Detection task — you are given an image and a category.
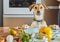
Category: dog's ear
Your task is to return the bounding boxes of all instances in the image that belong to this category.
[29,4,35,11]
[42,4,48,9]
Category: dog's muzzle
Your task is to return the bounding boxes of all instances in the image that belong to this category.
[37,11,40,15]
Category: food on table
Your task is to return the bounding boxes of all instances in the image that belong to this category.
[18,39,23,42]
[17,29,23,35]
[39,26,52,41]
[6,35,14,42]
[9,28,17,36]
[14,37,19,41]
[0,37,5,42]
[18,30,30,42]
[0,28,3,34]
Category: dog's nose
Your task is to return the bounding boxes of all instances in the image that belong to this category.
[37,11,40,13]
[37,11,40,15]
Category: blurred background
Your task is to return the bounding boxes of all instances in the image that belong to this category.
[9,0,36,7]
[0,0,3,27]
[0,0,59,27]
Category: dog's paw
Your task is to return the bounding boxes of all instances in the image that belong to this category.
[21,24,30,28]
[49,24,59,30]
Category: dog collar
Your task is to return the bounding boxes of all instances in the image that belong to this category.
[34,19,43,22]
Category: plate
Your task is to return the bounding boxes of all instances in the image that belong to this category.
[24,28,40,34]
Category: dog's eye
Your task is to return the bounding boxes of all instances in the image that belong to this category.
[40,7,42,9]
[35,7,37,9]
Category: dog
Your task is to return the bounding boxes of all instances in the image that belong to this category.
[29,4,48,28]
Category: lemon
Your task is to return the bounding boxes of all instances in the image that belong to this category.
[9,29,17,36]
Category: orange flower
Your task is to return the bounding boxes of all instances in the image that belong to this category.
[39,26,52,40]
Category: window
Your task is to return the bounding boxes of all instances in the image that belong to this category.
[3,0,59,17]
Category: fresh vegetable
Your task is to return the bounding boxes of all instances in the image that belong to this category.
[14,38,19,41]
[18,30,30,42]
[14,38,22,42]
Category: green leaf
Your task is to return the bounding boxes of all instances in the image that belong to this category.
[18,34,23,39]
[23,41,27,42]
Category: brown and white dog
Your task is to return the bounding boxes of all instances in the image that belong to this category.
[29,4,48,28]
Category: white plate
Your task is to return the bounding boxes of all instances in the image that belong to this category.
[24,28,40,34]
